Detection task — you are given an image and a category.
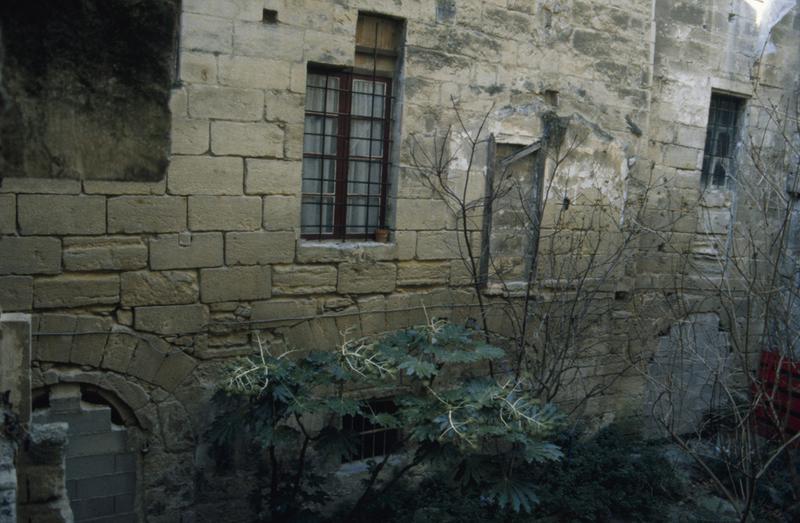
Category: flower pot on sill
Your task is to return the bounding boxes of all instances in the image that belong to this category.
[374,228,390,243]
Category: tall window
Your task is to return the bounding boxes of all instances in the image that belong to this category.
[701,93,744,188]
[301,15,401,240]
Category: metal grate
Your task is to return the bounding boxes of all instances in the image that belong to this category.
[701,93,744,187]
[342,398,400,461]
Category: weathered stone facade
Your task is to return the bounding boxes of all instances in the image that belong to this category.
[1,0,799,520]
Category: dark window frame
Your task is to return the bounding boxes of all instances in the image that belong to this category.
[301,67,394,240]
[702,93,745,188]
[341,398,401,462]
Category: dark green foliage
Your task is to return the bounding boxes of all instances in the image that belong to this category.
[531,425,684,522]
[207,322,563,522]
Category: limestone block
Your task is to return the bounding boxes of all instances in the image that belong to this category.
[187,85,263,121]
[250,298,316,325]
[18,195,105,235]
[357,295,387,335]
[272,265,337,295]
[34,274,119,309]
[0,194,14,233]
[211,122,284,158]
[394,198,454,230]
[100,330,138,374]
[264,91,305,123]
[662,144,702,170]
[101,372,149,410]
[245,159,301,194]
[233,21,304,61]
[150,232,224,270]
[180,13,233,54]
[179,51,217,84]
[135,304,208,335]
[218,55,292,89]
[127,339,166,381]
[394,231,417,260]
[82,180,166,195]
[295,241,397,263]
[0,178,81,194]
[0,237,60,275]
[200,266,271,302]
[168,156,244,195]
[226,231,295,264]
[0,276,33,311]
[153,352,197,392]
[416,230,463,260]
[304,29,354,66]
[171,118,210,155]
[70,316,112,367]
[63,237,148,272]
[449,259,474,286]
[183,0,263,21]
[337,262,396,294]
[108,196,187,233]
[397,261,449,286]
[263,195,300,230]
[121,271,199,306]
[34,315,77,363]
[188,196,262,231]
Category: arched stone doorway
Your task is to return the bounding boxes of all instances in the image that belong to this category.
[32,383,144,522]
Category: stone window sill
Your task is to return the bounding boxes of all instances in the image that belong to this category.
[296,239,398,263]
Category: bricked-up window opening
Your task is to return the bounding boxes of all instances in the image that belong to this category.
[301,14,401,240]
[702,93,745,187]
[342,399,401,461]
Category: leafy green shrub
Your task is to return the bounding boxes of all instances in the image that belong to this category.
[530,425,684,522]
[207,321,563,522]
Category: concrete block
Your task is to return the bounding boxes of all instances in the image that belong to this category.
[121,271,199,306]
[211,121,283,158]
[73,470,134,496]
[180,12,233,54]
[338,262,396,294]
[263,195,300,230]
[171,118,210,155]
[168,155,244,195]
[18,195,105,235]
[245,159,301,195]
[188,196,262,231]
[33,274,119,308]
[0,276,33,310]
[187,85,263,121]
[0,194,14,233]
[225,231,295,264]
[153,352,197,392]
[200,266,271,302]
[397,261,449,286]
[108,196,187,233]
[272,265,337,295]
[150,232,224,269]
[218,55,292,89]
[135,304,208,335]
[63,237,148,272]
[66,455,115,480]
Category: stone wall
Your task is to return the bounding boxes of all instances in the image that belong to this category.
[0,0,798,519]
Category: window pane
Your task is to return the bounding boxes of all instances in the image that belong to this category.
[346,196,380,234]
[305,75,339,113]
[347,160,382,194]
[350,120,384,157]
[304,116,338,155]
[351,79,386,118]
[302,158,336,193]
[301,196,334,234]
